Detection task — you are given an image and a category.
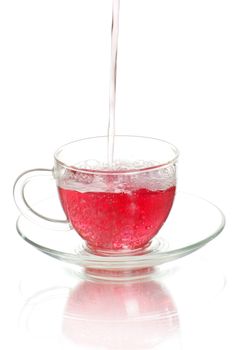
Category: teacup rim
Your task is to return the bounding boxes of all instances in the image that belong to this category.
[54,135,179,175]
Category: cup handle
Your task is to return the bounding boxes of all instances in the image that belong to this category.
[13,168,71,231]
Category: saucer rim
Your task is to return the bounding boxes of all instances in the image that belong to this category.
[16,192,225,268]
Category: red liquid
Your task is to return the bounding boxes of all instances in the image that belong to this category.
[58,186,176,252]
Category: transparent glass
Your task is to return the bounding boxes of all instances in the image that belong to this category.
[14,135,179,255]
[16,192,225,272]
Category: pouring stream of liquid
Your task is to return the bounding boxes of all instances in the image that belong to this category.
[107,0,120,166]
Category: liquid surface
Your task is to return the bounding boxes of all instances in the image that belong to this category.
[58,185,176,252]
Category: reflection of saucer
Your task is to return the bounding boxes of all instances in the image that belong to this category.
[63,280,179,349]
[16,192,225,270]
[19,276,180,350]
[18,257,225,350]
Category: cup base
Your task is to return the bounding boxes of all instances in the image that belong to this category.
[84,240,160,257]
[84,266,156,281]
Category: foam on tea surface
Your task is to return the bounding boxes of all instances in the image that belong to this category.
[72,159,160,171]
[56,159,176,194]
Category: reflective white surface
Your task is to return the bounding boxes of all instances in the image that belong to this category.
[3,235,232,350]
[1,0,232,349]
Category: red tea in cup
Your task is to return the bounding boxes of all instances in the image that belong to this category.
[58,178,175,252]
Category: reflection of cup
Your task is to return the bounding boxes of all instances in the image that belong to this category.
[14,135,178,255]
[63,277,180,349]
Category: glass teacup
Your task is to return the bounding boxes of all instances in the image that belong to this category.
[14,136,179,255]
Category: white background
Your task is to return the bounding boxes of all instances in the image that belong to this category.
[0,0,232,349]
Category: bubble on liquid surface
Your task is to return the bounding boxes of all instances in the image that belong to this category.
[64,169,94,184]
[74,159,160,171]
[57,160,176,193]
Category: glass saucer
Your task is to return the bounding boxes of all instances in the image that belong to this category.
[16,192,225,269]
